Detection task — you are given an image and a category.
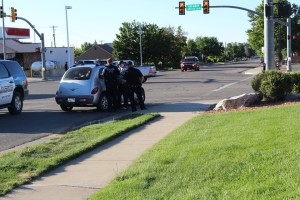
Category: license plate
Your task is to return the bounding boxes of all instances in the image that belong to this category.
[67,98,75,103]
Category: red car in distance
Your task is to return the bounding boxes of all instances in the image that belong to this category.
[180,56,200,72]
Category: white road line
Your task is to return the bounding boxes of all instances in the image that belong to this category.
[213,76,253,92]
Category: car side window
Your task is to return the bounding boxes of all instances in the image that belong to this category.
[0,64,10,79]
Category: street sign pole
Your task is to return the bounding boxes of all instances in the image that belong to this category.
[287,17,292,71]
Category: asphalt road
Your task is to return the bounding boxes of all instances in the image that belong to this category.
[0,61,258,152]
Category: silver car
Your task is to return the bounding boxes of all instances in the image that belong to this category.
[55,64,108,112]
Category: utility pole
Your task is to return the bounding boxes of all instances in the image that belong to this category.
[264,0,275,70]
[50,25,58,47]
[1,0,6,60]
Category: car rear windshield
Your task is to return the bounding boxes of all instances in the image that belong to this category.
[183,58,196,62]
[64,67,92,80]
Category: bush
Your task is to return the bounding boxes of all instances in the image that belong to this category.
[290,72,300,93]
[251,71,292,101]
[251,73,264,92]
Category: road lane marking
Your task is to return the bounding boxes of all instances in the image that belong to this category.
[212,76,253,92]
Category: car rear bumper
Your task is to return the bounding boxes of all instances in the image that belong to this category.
[55,95,95,106]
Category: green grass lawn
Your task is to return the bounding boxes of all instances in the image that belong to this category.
[90,104,300,199]
[0,113,159,196]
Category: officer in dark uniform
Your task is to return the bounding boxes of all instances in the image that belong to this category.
[101,58,120,111]
[122,61,146,112]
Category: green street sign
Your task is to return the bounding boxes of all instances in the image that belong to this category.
[186,4,202,11]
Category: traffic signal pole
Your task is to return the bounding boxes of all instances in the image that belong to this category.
[264,0,275,70]
[7,15,47,80]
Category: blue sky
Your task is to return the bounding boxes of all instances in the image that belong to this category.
[2,0,299,48]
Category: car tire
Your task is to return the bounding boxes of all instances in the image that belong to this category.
[60,105,73,112]
[97,93,109,112]
[8,91,23,115]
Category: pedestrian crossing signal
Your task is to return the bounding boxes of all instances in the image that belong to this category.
[203,0,209,14]
[179,1,185,15]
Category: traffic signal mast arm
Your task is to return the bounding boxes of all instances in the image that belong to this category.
[210,5,289,26]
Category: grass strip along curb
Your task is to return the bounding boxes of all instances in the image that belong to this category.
[0,113,160,196]
[90,104,300,199]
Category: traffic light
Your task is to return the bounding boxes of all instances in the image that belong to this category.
[179,1,185,15]
[203,0,209,14]
[35,47,41,53]
[277,3,290,18]
[11,7,17,22]
[0,6,3,18]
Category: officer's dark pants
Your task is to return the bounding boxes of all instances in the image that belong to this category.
[106,84,118,111]
[128,85,145,111]
[117,84,128,107]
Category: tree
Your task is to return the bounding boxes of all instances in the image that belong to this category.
[183,39,200,58]
[195,36,223,62]
[81,42,93,52]
[247,0,300,58]
[74,47,83,58]
[113,21,187,68]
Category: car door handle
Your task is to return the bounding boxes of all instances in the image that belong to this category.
[9,81,14,83]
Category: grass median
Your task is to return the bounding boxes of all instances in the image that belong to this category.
[90,104,300,199]
[0,113,159,196]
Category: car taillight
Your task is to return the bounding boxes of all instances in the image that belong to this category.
[91,87,99,94]
[23,79,28,88]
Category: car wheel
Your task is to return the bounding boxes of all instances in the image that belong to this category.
[60,105,73,112]
[181,69,184,72]
[97,93,109,111]
[8,91,23,115]
[142,77,148,83]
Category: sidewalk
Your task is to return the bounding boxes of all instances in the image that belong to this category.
[0,101,217,200]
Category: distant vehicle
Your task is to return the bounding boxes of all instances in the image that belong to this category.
[73,59,106,67]
[118,60,156,83]
[241,57,248,61]
[180,56,200,72]
[0,60,29,114]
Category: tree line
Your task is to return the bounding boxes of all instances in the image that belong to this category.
[74,1,299,68]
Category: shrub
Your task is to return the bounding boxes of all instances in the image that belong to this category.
[251,71,292,101]
[251,72,264,92]
[290,72,300,93]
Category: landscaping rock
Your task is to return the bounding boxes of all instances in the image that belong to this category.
[214,93,260,110]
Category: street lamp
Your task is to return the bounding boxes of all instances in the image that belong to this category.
[138,23,143,66]
[1,0,6,59]
[65,5,72,69]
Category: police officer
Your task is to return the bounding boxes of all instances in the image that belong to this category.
[122,61,146,112]
[101,58,120,111]
[117,60,128,109]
